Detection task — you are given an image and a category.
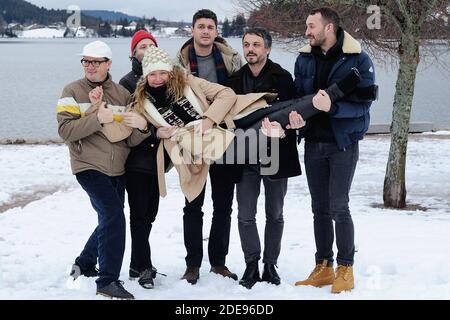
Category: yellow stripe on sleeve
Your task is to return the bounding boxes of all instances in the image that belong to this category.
[56,105,82,115]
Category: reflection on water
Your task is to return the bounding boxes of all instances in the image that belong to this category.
[0,37,449,140]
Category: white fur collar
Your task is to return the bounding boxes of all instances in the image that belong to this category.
[299,31,361,54]
[144,99,170,127]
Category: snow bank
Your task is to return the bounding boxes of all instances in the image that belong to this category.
[19,28,66,39]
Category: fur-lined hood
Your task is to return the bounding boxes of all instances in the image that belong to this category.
[176,37,243,75]
[299,31,361,55]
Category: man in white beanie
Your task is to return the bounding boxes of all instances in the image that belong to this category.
[57,40,153,299]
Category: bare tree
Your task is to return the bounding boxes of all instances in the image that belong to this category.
[239,0,450,209]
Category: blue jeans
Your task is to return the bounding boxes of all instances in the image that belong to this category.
[75,170,126,289]
[304,141,359,266]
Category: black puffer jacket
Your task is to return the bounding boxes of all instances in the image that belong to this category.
[120,58,161,175]
[227,59,296,102]
[120,57,142,93]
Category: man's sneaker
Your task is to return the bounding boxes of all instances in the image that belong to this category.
[130,266,166,287]
[294,260,335,287]
[210,266,238,281]
[261,264,281,286]
[129,267,141,281]
[96,281,135,300]
[181,267,200,285]
[138,268,157,289]
[70,263,98,280]
[331,265,354,294]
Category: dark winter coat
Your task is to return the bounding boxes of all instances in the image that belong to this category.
[119,58,161,175]
[227,59,302,180]
[294,30,376,150]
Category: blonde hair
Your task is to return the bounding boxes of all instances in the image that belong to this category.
[133,65,188,115]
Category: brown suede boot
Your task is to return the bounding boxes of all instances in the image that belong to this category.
[331,265,354,294]
[181,267,200,285]
[295,260,335,287]
[210,266,238,281]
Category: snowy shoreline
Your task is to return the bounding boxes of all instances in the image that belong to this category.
[1,131,450,145]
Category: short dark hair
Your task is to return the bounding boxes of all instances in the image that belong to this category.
[192,9,218,28]
[310,7,340,34]
[243,27,272,49]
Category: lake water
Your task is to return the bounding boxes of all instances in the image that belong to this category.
[0,37,449,140]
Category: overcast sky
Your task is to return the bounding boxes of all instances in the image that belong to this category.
[27,0,243,22]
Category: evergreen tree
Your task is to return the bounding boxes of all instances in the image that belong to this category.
[0,14,5,35]
[148,17,157,30]
[222,18,231,37]
[135,20,146,32]
[234,14,246,37]
[98,21,112,37]
[230,17,237,36]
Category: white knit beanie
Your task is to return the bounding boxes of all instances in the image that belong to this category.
[142,46,173,78]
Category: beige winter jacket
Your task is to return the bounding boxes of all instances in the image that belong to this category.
[56,75,151,177]
[142,75,276,202]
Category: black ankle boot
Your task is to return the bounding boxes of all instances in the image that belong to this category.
[325,67,361,102]
[239,261,261,289]
[261,264,280,286]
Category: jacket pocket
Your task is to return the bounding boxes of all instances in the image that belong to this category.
[348,116,367,140]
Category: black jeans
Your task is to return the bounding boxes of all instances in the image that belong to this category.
[126,171,160,274]
[236,165,287,265]
[182,164,235,267]
[75,170,126,289]
[209,163,235,266]
[304,141,359,266]
[183,186,206,268]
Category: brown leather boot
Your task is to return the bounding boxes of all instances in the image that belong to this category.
[210,266,238,281]
[331,265,354,294]
[294,260,335,287]
[181,267,200,285]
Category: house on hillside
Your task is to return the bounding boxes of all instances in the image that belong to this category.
[6,23,23,37]
[174,27,191,37]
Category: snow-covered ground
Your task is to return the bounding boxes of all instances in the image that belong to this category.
[0,134,449,300]
[19,28,66,39]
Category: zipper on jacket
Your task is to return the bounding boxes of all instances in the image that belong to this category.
[77,140,82,153]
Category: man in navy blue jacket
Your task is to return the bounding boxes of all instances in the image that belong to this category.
[292,7,375,294]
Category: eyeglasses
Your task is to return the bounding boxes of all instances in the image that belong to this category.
[80,59,109,67]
